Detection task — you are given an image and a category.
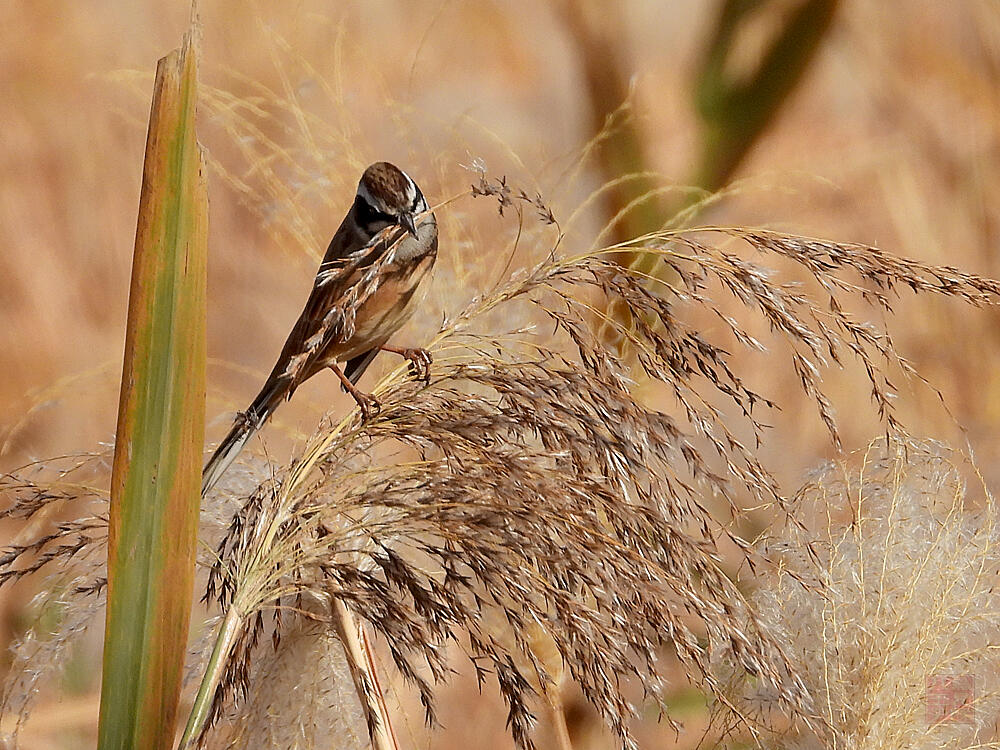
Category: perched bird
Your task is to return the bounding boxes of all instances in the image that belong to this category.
[202,162,438,495]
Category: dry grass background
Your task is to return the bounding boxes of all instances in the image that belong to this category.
[1,0,999,748]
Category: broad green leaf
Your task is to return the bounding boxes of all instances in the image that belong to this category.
[97,30,207,750]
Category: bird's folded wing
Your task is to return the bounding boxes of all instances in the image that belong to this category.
[267,227,409,387]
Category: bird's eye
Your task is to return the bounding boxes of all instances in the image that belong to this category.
[354,194,394,233]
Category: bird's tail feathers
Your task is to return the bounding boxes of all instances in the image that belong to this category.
[201,380,286,496]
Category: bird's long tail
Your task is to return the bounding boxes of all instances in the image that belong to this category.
[201,379,287,496]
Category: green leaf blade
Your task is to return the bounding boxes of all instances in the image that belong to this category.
[98,30,207,750]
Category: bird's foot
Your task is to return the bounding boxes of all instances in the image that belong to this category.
[383,346,432,383]
[350,389,381,421]
[329,362,382,421]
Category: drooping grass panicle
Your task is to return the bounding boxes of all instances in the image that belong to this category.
[8,168,1000,748]
[0,454,111,735]
[0,456,109,595]
[596,223,1000,447]
[191,171,1000,747]
[201,359,810,748]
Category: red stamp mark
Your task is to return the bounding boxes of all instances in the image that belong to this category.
[926,674,975,726]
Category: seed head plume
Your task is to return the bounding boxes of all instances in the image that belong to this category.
[717,438,1000,750]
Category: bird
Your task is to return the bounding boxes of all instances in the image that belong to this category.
[201,161,438,495]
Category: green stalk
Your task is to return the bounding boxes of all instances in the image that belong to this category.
[97,29,207,750]
[693,0,841,193]
[177,608,245,749]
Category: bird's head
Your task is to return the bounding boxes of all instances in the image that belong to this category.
[354,161,428,239]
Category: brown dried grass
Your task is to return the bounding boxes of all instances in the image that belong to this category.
[5,163,1000,747]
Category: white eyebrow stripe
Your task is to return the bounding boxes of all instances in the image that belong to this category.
[399,168,419,205]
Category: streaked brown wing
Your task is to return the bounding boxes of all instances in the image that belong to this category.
[260,227,408,394]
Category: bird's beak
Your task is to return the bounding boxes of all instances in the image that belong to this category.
[399,212,418,238]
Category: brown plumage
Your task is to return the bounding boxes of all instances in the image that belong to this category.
[202,162,438,494]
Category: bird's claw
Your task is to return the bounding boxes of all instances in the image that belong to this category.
[352,391,381,421]
[400,347,432,383]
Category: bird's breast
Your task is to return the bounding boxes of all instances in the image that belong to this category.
[336,221,437,361]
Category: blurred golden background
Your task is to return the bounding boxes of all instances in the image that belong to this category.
[2,1,998,747]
